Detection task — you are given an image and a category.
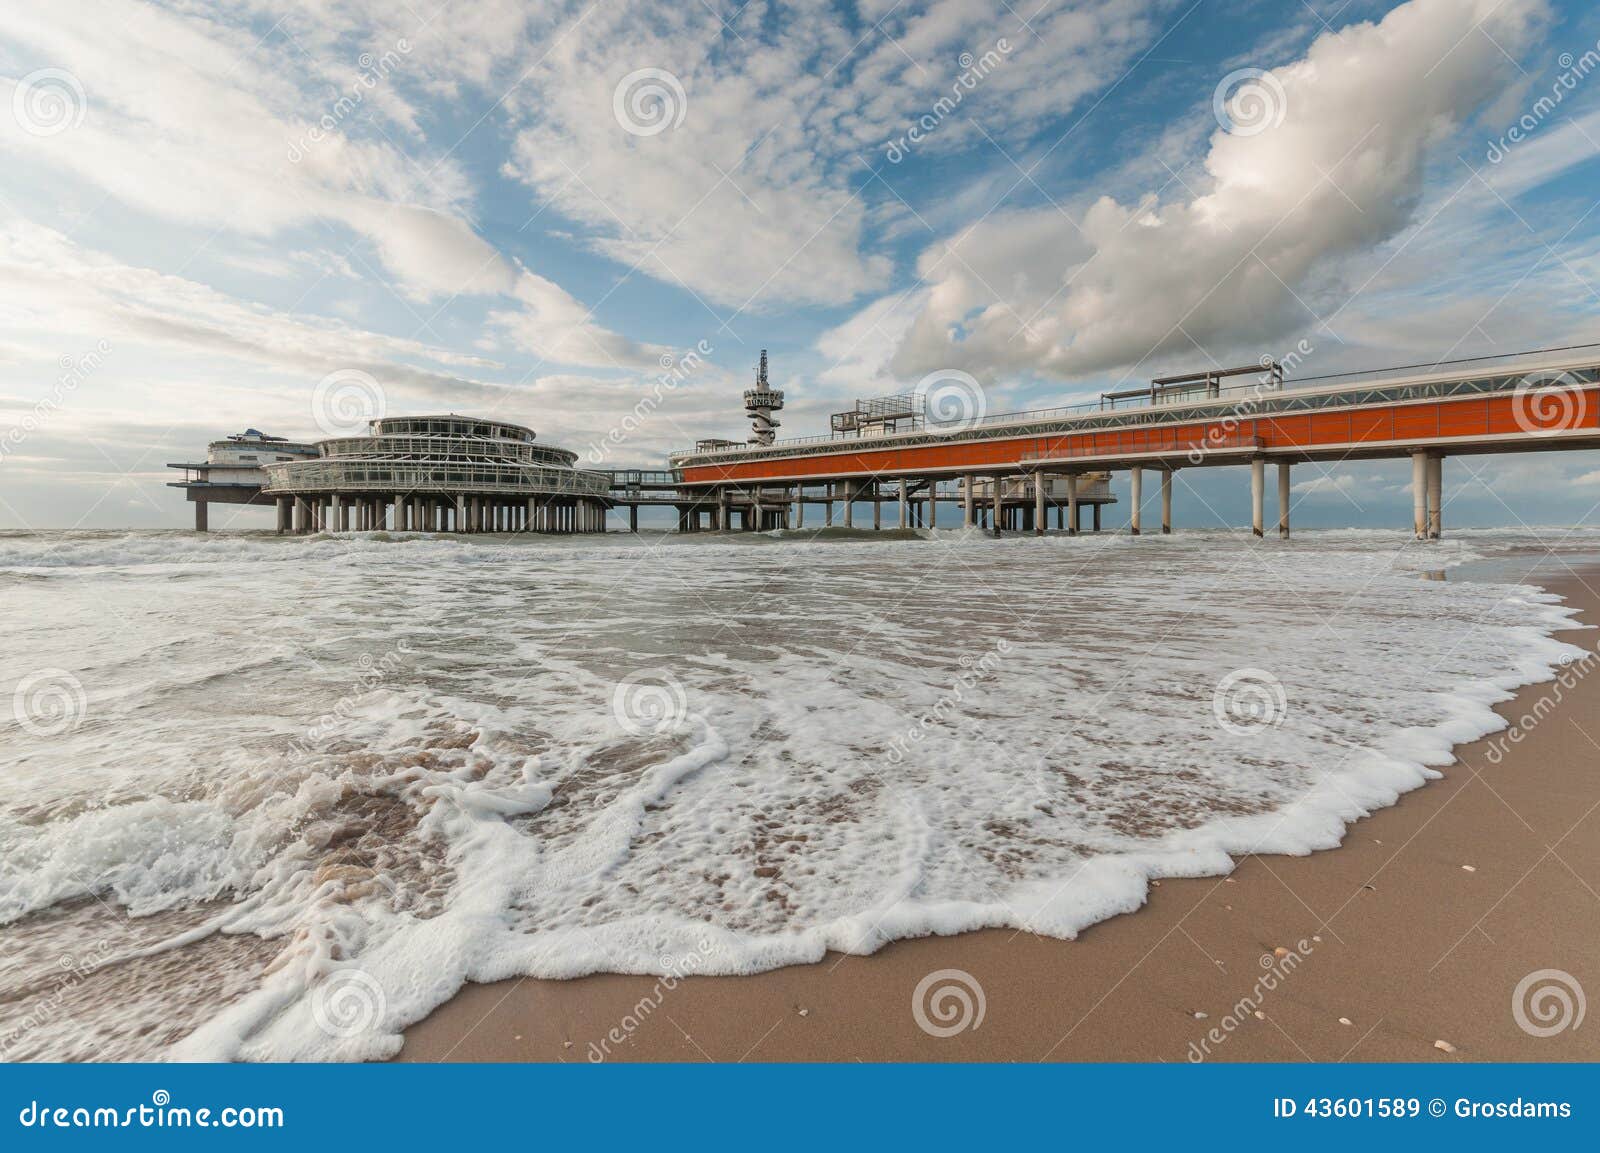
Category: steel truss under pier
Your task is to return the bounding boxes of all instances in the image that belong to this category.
[670,345,1600,540]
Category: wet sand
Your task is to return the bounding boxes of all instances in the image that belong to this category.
[402,559,1600,1063]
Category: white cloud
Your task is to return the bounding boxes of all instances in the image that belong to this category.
[486,270,668,370]
[500,0,1163,310]
[1291,472,1358,497]
[880,0,1552,382]
[0,0,634,365]
[0,218,502,399]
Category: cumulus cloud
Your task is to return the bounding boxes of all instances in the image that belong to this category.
[486,270,668,370]
[0,219,502,398]
[879,0,1551,381]
[0,0,636,364]
[501,0,1162,309]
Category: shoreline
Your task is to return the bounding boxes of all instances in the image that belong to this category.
[401,559,1600,1063]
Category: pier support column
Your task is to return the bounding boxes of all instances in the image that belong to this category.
[927,481,938,528]
[1427,454,1443,539]
[193,501,208,532]
[629,505,639,533]
[1066,474,1079,536]
[898,479,908,529]
[1034,472,1046,536]
[843,481,854,528]
[824,486,834,527]
[455,495,466,534]
[992,482,1003,537]
[1411,451,1428,539]
[1250,458,1265,538]
[331,494,343,534]
[1278,463,1291,539]
[1161,469,1173,535]
[294,497,309,534]
[963,475,975,528]
[1093,503,1101,532]
[795,494,804,529]
[276,496,290,534]
[1129,467,1142,535]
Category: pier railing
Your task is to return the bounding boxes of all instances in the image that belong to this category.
[671,344,1600,466]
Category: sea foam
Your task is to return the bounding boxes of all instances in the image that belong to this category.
[0,528,1588,1060]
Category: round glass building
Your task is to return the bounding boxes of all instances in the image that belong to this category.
[261,415,612,533]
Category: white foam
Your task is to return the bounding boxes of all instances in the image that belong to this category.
[0,527,1590,1060]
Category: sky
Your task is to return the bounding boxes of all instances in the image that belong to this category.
[3,0,1600,531]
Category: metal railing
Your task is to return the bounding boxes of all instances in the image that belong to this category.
[671,343,1600,464]
[262,460,612,498]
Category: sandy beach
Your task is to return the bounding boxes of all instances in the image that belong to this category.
[403,557,1600,1063]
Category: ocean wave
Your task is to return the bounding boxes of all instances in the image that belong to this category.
[0,529,1591,1060]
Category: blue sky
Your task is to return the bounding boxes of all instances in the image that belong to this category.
[3,0,1600,530]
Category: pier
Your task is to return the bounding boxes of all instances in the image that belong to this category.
[671,347,1600,539]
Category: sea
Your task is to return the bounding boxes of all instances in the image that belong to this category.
[0,526,1592,1060]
